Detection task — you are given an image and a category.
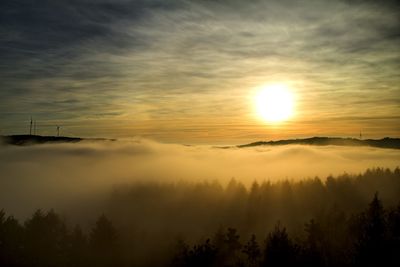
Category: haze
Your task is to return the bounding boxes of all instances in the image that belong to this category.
[0,140,398,220]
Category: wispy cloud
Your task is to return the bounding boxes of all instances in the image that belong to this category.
[0,0,399,141]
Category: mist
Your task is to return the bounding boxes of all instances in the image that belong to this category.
[0,139,399,220]
[1,140,400,266]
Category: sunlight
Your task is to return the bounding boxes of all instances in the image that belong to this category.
[255,83,295,123]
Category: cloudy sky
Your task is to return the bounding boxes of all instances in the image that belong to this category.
[0,0,399,143]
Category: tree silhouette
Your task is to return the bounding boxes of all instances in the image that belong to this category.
[89,214,119,267]
[0,210,24,266]
[242,234,261,267]
[387,203,400,266]
[353,193,388,266]
[225,228,241,250]
[211,227,242,266]
[24,209,68,267]
[183,239,217,267]
[212,226,226,265]
[224,227,242,266]
[0,168,399,266]
[262,223,298,267]
[301,219,324,267]
[68,225,88,267]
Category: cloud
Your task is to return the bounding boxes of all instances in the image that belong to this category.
[0,0,399,139]
[0,139,399,220]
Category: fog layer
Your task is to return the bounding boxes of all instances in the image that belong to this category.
[0,139,399,219]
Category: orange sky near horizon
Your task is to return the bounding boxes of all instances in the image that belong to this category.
[0,0,399,144]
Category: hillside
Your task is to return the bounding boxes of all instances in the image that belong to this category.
[0,135,116,146]
[238,136,400,149]
[1,135,82,145]
[2,135,400,149]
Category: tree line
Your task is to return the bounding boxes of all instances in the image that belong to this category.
[0,210,121,267]
[171,193,400,267]
[1,167,399,266]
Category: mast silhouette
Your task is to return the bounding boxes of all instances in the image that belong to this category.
[29,117,33,135]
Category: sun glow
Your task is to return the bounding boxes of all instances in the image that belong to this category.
[255,83,295,123]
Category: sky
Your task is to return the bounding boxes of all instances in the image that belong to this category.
[0,0,399,144]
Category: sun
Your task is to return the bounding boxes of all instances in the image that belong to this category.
[255,83,295,123]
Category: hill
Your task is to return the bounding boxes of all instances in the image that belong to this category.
[238,137,400,149]
[1,135,82,145]
[2,135,399,149]
[0,135,114,146]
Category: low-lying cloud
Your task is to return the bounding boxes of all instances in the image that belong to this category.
[0,139,399,220]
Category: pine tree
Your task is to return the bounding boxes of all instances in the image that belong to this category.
[89,214,119,267]
[262,223,298,267]
[242,234,261,267]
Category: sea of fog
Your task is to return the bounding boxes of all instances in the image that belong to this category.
[0,139,399,220]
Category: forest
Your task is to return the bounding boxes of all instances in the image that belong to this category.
[1,167,399,266]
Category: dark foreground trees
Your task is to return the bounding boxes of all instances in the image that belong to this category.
[0,211,119,267]
[171,194,400,267]
[0,167,399,266]
[0,198,399,267]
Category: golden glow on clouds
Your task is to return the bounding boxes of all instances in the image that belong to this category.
[1,1,399,142]
[255,83,295,123]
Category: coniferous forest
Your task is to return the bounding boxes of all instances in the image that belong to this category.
[1,167,399,267]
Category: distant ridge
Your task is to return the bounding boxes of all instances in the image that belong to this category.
[238,137,400,150]
[0,135,114,146]
[2,135,400,149]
